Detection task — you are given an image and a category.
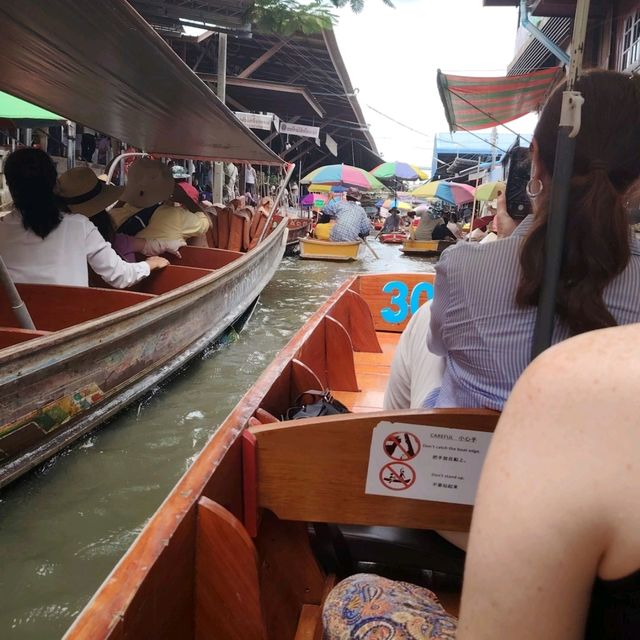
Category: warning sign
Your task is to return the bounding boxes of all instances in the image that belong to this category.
[366,421,492,505]
[379,462,416,490]
[384,431,421,461]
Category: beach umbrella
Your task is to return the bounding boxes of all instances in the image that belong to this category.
[380,198,412,211]
[301,164,387,191]
[411,181,475,205]
[308,184,348,193]
[475,181,505,202]
[371,161,428,181]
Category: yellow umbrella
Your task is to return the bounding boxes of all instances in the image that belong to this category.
[410,180,442,198]
[475,181,506,202]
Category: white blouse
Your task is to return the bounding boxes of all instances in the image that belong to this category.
[0,210,150,288]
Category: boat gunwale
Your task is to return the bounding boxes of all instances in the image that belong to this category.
[0,218,288,364]
[63,271,366,638]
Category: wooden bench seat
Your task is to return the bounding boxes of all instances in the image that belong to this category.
[0,327,51,349]
[0,283,156,331]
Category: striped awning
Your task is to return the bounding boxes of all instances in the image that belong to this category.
[437,67,562,132]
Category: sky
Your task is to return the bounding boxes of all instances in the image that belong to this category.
[333,0,538,167]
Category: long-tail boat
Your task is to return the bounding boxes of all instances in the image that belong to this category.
[66,271,497,639]
[0,0,287,487]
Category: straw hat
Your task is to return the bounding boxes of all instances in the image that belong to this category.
[121,158,174,208]
[55,167,124,217]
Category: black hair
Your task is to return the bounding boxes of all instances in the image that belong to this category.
[4,148,61,239]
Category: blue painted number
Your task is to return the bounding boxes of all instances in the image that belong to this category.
[381,280,434,324]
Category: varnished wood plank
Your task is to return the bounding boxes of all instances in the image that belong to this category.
[251,411,498,532]
[195,497,267,640]
[294,605,320,640]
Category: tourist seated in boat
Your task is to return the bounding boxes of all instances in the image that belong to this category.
[426,69,640,412]
[412,207,439,241]
[171,164,200,206]
[314,212,335,241]
[327,187,371,242]
[431,215,458,241]
[380,207,402,234]
[324,323,640,639]
[110,158,210,248]
[0,148,168,288]
[56,167,185,262]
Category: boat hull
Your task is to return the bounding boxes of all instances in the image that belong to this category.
[284,218,311,256]
[299,237,360,261]
[401,239,455,256]
[379,232,407,244]
[0,220,288,488]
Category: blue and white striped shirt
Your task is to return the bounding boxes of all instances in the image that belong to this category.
[425,216,640,410]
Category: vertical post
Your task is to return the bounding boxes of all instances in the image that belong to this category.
[0,256,35,330]
[531,0,591,358]
[213,33,227,204]
[66,121,76,170]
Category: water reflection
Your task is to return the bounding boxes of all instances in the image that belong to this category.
[0,243,435,639]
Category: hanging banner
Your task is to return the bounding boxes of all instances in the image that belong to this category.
[325,133,338,157]
[279,121,320,139]
[272,114,280,132]
[234,112,273,131]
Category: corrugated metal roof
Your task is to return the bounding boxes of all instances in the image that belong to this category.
[0,0,282,164]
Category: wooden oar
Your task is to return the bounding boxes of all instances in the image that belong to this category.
[361,237,379,259]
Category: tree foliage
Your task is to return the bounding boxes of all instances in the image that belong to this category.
[248,0,394,35]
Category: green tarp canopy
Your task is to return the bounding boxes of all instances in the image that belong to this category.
[0,91,63,127]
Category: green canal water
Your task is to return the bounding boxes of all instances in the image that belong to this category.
[0,243,435,639]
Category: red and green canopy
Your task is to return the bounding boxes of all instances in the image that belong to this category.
[437,67,562,132]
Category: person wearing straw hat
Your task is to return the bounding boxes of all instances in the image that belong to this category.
[111,158,210,247]
[56,166,185,262]
[0,148,167,289]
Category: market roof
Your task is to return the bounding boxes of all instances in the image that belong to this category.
[132,2,381,172]
[0,0,282,164]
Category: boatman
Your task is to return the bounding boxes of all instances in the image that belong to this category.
[326,187,371,242]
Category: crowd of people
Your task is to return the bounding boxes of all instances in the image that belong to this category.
[322,69,640,640]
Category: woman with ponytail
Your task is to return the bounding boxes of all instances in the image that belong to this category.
[0,148,168,288]
[424,70,640,411]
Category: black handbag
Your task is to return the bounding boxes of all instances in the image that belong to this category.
[284,390,350,421]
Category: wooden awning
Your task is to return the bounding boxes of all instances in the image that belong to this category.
[0,0,283,164]
[437,67,562,132]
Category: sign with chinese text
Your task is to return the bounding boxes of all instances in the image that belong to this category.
[234,112,273,131]
[365,421,492,505]
[279,121,320,138]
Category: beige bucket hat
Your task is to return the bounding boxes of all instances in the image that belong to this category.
[121,158,175,208]
[55,167,124,217]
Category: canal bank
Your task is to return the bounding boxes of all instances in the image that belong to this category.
[0,245,435,639]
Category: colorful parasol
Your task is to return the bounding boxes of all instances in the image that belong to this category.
[301,164,387,191]
[411,180,475,205]
[371,161,428,181]
[379,198,412,211]
[475,181,505,202]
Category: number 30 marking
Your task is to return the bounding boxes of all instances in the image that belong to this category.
[381,280,434,324]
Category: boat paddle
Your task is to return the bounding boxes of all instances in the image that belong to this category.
[361,237,379,259]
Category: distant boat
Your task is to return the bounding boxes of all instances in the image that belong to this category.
[299,237,361,261]
[401,239,456,257]
[378,232,407,244]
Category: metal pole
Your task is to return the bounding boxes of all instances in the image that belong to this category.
[213,33,227,204]
[531,0,590,359]
[258,163,295,243]
[0,256,35,330]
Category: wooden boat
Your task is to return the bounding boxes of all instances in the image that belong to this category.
[0,0,289,488]
[66,272,497,639]
[0,220,288,488]
[284,217,312,256]
[402,239,456,256]
[378,231,407,244]
[299,237,361,261]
